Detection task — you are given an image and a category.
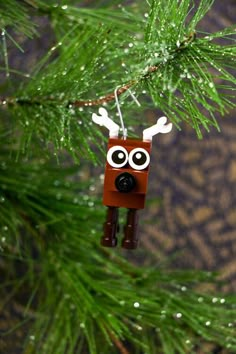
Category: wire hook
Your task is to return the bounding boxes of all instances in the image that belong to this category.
[114,87,141,139]
[114,87,127,139]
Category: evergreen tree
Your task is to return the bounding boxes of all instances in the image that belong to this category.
[0,1,236,353]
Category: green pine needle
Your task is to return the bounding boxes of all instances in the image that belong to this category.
[1,0,235,157]
[1,147,236,354]
[0,0,37,38]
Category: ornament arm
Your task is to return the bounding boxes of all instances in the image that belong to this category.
[143,116,172,141]
[92,107,120,138]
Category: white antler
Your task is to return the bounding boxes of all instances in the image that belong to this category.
[143,116,172,141]
[92,107,120,138]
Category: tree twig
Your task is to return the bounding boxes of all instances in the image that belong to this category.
[0,32,196,109]
[108,330,131,354]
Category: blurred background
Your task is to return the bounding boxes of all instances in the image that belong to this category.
[142,0,236,293]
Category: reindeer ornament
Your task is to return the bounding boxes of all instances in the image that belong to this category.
[92,107,172,249]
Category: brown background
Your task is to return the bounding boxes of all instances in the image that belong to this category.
[140,1,236,293]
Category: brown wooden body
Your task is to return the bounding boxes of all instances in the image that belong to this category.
[103,138,152,209]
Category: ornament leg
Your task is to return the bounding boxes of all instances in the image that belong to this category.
[122,209,139,249]
[101,206,119,247]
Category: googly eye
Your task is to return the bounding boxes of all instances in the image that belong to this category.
[107,145,128,168]
[129,148,150,170]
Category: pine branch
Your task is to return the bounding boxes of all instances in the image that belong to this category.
[0,31,195,106]
[1,145,236,353]
[0,2,236,352]
[0,0,235,160]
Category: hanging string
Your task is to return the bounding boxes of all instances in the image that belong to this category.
[127,88,141,108]
[114,87,126,139]
[114,87,141,139]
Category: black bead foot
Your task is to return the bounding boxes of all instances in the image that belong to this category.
[101,236,118,247]
[121,238,138,249]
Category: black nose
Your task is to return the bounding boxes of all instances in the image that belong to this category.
[115,173,136,193]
